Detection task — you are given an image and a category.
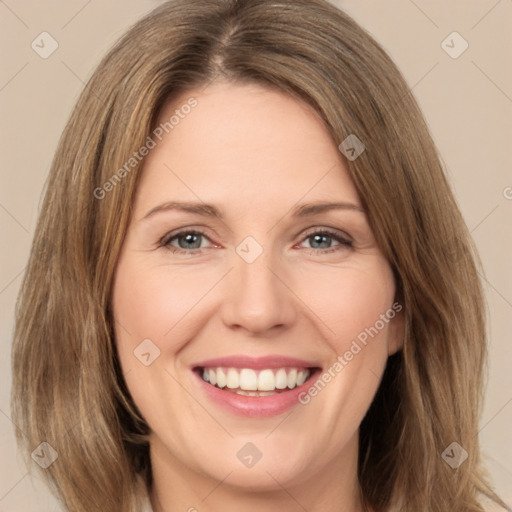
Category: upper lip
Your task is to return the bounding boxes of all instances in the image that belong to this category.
[193,355,322,370]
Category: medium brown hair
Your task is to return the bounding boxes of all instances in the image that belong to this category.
[11,0,510,510]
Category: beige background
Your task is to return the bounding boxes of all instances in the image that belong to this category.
[1,0,511,509]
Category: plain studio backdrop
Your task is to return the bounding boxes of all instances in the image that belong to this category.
[0,1,511,510]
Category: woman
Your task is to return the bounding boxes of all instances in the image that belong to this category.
[11,0,511,511]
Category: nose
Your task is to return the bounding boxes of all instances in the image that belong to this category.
[220,249,298,336]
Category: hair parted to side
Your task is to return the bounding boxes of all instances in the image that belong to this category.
[11,1,510,511]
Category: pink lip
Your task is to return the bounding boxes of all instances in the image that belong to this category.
[193,355,320,370]
[191,355,322,418]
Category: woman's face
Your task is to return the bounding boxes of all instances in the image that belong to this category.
[112,81,403,492]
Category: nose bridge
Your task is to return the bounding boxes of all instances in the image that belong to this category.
[221,240,296,334]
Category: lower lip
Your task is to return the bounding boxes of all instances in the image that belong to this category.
[193,369,321,418]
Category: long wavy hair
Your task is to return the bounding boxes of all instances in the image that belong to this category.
[11,0,510,511]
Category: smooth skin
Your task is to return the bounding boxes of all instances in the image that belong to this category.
[111,81,404,512]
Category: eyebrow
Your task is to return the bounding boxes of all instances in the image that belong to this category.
[141,200,364,221]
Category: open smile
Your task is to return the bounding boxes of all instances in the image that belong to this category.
[192,356,322,417]
[198,366,313,395]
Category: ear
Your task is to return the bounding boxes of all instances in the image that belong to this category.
[387,304,405,356]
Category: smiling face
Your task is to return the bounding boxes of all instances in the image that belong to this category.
[111,81,403,501]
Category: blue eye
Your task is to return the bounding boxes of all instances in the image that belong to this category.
[162,230,209,253]
[300,230,353,254]
[161,228,352,255]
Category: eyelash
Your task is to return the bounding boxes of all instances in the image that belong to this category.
[160,228,353,256]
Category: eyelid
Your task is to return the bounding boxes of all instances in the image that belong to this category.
[159,227,210,247]
[160,225,353,254]
[299,226,353,243]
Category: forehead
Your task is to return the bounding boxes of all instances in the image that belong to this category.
[135,81,360,216]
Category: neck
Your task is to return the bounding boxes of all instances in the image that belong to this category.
[149,433,369,512]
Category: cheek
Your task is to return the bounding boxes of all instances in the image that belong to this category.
[112,252,396,363]
[293,263,396,442]
[110,258,204,422]
[111,258,217,357]
[297,259,396,354]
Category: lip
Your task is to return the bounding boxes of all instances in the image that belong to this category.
[193,355,321,370]
[191,355,322,418]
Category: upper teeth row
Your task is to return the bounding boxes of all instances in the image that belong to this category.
[202,367,310,391]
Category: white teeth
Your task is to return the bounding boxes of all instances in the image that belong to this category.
[226,368,240,389]
[235,390,278,396]
[275,368,288,389]
[258,369,275,391]
[287,368,297,389]
[200,366,312,392]
[239,369,258,391]
[216,368,227,388]
[297,370,307,386]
